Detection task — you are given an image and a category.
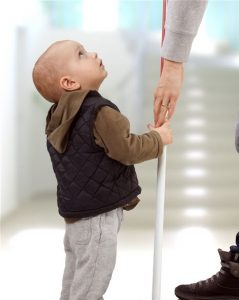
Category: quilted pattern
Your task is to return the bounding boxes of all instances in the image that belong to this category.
[47,91,141,218]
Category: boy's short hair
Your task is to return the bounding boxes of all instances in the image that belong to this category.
[32,41,66,103]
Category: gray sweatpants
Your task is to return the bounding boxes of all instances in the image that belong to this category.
[60,207,124,300]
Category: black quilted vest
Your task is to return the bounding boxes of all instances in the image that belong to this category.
[47,91,141,218]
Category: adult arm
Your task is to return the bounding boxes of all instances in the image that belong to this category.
[154,0,208,126]
[161,0,208,62]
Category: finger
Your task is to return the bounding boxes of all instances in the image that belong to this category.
[154,97,163,125]
[161,94,176,121]
[163,120,170,127]
[155,111,166,127]
[166,113,173,122]
[160,93,171,110]
[156,107,168,126]
[147,123,154,130]
[157,101,169,122]
[168,102,176,120]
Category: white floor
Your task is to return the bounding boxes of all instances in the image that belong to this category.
[1,54,239,300]
[1,205,238,300]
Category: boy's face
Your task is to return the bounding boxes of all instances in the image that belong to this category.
[57,40,108,91]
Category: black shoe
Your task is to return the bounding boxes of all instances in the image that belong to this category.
[175,249,239,300]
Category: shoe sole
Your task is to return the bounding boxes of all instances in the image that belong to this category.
[177,297,239,300]
[176,291,239,300]
[177,298,239,300]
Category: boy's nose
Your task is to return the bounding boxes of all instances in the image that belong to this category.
[89,52,98,59]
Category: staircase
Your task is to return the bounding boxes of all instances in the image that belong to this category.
[123,53,239,229]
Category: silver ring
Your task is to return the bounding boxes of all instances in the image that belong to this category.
[161,103,170,109]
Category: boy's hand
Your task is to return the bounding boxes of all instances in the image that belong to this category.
[147,120,173,145]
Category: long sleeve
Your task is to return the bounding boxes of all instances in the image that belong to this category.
[161,0,208,62]
[93,106,163,165]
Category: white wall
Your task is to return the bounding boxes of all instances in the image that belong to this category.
[0,1,47,219]
[0,26,18,218]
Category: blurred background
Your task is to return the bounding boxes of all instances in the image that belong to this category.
[1,1,239,299]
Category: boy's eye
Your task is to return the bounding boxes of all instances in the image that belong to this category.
[79,51,83,56]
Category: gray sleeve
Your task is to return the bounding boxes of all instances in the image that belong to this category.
[235,117,239,153]
[161,0,208,62]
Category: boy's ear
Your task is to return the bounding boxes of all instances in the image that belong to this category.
[59,76,81,91]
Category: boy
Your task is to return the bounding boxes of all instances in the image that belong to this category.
[32,40,172,300]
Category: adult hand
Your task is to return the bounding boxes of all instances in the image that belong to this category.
[154,59,184,127]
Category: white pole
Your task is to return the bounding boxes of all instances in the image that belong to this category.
[152,146,167,300]
[152,1,167,298]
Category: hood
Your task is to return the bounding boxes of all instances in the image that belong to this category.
[45,90,89,153]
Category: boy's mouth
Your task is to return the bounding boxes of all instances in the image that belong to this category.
[99,59,104,67]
